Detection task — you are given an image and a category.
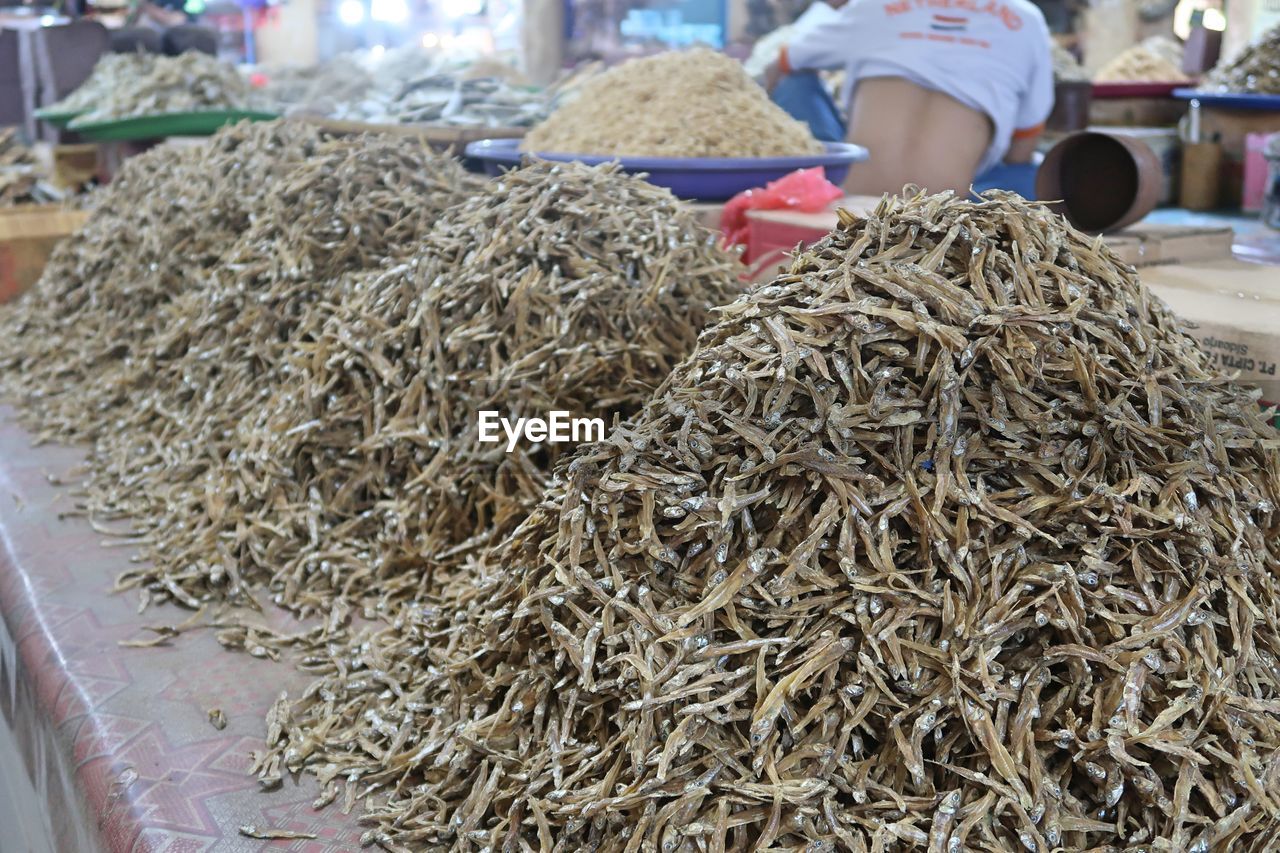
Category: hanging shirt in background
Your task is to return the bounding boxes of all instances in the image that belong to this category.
[782,0,1054,172]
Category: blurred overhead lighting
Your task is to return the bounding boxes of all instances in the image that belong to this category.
[1202,7,1225,30]
[422,32,439,47]
[438,0,482,19]
[338,0,364,25]
[370,0,410,23]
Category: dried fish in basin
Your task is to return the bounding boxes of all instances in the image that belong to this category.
[1203,23,1280,95]
[265,190,1280,849]
[522,47,822,158]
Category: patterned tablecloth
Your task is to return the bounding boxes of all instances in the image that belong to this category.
[0,409,364,852]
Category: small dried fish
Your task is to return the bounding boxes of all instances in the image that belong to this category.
[1203,24,1280,94]
[263,188,1278,849]
[66,51,264,126]
[0,129,71,206]
[208,708,227,730]
[238,825,317,840]
[522,48,821,157]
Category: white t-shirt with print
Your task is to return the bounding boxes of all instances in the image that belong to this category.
[784,0,1054,172]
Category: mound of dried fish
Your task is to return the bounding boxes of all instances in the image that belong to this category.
[0,128,64,206]
[1053,43,1089,83]
[43,53,156,115]
[1204,24,1280,94]
[106,161,739,617]
[0,121,326,435]
[67,51,262,126]
[263,46,553,128]
[264,190,1279,849]
[1096,36,1187,83]
[523,48,823,157]
[1,130,741,628]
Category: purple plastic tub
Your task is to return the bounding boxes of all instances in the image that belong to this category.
[464,138,869,201]
[1173,89,1280,111]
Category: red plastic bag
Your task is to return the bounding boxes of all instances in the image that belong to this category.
[719,167,843,253]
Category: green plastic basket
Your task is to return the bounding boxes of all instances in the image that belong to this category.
[33,108,87,127]
[69,110,280,141]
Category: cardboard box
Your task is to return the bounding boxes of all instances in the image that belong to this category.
[50,144,98,189]
[0,204,89,302]
[745,196,878,264]
[1089,98,1187,129]
[1104,224,1235,266]
[1197,108,1280,207]
[686,201,726,234]
[1141,259,1280,418]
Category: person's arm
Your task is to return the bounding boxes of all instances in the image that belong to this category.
[765,5,855,92]
[1005,127,1042,163]
[1007,19,1054,163]
[139,0,186,26]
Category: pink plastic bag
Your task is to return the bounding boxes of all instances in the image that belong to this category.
[719,167,843,250]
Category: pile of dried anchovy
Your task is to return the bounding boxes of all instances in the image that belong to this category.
[0,122,327,439]
[43,53,156,115]
[110,161,740,618]
[1204,24,1280,94]
[264,46,555,128]
[1,128,741,629]
[1,128,45,206]
[0,128,85,206]
[67,51,262,125]
[523,48,822,158]
[263,190,1279,850]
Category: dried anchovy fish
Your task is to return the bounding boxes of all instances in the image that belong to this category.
[238,825,316,840]
[109,159,739,621]
[1203,24,1280,94]
[208,708,227,730]
[265,190,1279,850]
[1095,36,1186,83]
[266,45,555,128]
[1052,43,1089,83]
[523,48,822,158]
[0,129,70,206]
[44,53,157,115]
[0,124,740,633]
[68,51,263,126]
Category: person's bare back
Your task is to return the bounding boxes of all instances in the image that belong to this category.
[842,77,993,196]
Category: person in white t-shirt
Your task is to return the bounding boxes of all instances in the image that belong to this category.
[764,0,1054,195]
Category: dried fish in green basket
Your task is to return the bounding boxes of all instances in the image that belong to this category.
[67,51,263,126]
[42,53,157,116]
[264,189,1279,850]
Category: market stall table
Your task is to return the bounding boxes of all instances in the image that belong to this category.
[0,409,361,851]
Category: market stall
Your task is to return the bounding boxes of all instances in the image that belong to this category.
[0,429,365,850]
[1,2,1278,850]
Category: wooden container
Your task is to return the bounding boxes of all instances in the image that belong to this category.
[1180,142,1224,210]
[50,143,98,189]
[1037,131,1163,233]
[0,204,89,302]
